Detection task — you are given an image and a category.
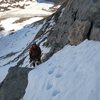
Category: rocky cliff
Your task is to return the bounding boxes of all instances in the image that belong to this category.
[0,67,31,100]
[35,0,100,60]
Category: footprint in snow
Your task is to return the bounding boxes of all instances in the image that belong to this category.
[55,73,62,78]
[55,67,63,78]
[48,67,55,75]
[46,82,53,90]
[52,90,60,96]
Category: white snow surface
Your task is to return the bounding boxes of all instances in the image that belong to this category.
[0,17,43,37]
[0,19,45,82]
[23,40,100,100]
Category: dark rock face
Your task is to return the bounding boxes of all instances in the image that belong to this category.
[90,26,100,40]
[0,26,4,31]
[34,0,100,60]
[0,67,32,100]
[47,0,100,47]
[68,20,91,45]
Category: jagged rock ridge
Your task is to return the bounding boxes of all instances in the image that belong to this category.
[36,0,100,58]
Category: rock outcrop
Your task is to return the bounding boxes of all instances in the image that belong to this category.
[35,0,100,59]
[68,20,91,45]
[0,67,32,100]
[90,26,100,40]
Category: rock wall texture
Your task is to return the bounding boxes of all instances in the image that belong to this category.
[0,67,31,100]
[33,0,100,62]
[37,0,100,58]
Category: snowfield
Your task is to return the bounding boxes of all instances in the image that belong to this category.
[0,1,56,83]
[0,17,43,38]
[0,18,45,83]
[0,1,59,18]
[23,40,100,100]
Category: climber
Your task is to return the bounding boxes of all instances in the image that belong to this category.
[29,43,41,67]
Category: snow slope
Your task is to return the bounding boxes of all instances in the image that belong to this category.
[0,17,45,83]
[0,1,55,83]
[23,40,100,100]
[0,17,43,38]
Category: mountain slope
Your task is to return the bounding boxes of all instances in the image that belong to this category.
[0,2,56,99]
[0,0,57,85]
[0,17,45,83]
[23,40,100,100]
[39,0,100,58]
[0,0,100,100]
